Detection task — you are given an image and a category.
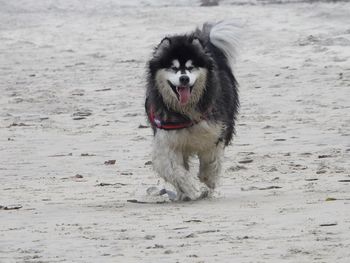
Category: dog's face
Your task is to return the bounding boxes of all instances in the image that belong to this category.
[157,58,207,106]
[149,37,211,111]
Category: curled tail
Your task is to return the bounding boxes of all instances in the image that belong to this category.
[202,21,241,70]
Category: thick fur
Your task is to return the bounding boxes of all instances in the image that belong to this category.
[145,21,240,201]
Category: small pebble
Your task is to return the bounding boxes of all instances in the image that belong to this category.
[144,235,155,240]
[318,154,332,159]
[238,159,253,164]
[104,160,116,165]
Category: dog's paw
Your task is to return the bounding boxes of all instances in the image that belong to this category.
[176,184,199,201]
[199,187,210,199]
[176,187,210,201]
[176,192,192,202]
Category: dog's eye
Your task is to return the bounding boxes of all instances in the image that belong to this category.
[170,66,178,71]
[186,66,194,71]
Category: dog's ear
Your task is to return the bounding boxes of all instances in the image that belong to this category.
[159,37,171,47]
[191,37,204,51]
[153,37,171,57]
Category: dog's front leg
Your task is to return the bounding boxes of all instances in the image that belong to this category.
[152,132,200,201]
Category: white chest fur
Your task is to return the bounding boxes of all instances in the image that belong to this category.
[154,120,223,154]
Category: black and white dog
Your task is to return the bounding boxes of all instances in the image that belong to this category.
[145,21,239,201]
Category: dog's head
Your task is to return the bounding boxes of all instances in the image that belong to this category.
[148,36,213,111]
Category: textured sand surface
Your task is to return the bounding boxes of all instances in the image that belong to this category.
[1,1,350,262]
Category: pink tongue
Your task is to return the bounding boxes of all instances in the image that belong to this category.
[177,86,191,105]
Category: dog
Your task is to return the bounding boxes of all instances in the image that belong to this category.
[145,21,239,201]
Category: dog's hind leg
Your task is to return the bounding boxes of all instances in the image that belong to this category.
[198,143,224,190]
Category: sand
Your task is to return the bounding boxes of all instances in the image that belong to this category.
[1,0,350,262]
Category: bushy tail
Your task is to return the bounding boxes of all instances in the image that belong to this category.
[203,21,241,70]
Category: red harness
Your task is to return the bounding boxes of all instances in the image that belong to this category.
[149,105,206,130]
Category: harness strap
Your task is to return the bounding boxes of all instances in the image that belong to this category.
[149,105,196,130]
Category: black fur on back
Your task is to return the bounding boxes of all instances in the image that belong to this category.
[145,27,239,146]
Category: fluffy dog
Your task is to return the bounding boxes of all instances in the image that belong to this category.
[145,21,239,201]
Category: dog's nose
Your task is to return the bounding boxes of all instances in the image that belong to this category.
[179,75,190,85]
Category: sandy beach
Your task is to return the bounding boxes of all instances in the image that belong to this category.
[1,0,350,262]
